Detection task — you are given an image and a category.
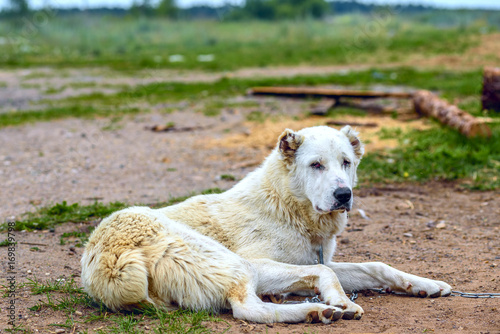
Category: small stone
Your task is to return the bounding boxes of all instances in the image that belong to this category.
[403,233,413,238]
[69,246,76,252]
[426,221,436,228]
[55,329,65,333]
[409,240,417,244]
[45,273,50,276]
[340,238,350,244]
[74,311,82,316]
[436,221,446,229]
[27,270,32,275]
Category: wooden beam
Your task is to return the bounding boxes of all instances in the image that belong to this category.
[413,90,491,138]
[250,87,413,99]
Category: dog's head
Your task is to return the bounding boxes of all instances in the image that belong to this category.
[278,125,364,214]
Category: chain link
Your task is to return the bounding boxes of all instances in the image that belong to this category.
[348,289,500,301]
[451,291,500,298]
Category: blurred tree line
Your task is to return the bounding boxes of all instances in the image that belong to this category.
[4,0,330,19]
[229,0,330,20]
[129,0,330,19]
[3,0,492,22]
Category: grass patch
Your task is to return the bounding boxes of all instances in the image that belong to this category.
[220,174,236,181]
[141,306,221,334]
[1,201,128,231]
[21,276,224,333]
[246,110,268,123]
[2,188,225,232]
[0,105,142,128]
[60,231,91,247]
[360,124,500,189]
[25,277,83,295]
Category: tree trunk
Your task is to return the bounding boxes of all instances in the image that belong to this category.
[481,67,500,112]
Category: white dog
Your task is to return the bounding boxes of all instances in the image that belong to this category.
[81,126,452,324]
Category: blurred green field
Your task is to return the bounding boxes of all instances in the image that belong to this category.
[0,12,495,70]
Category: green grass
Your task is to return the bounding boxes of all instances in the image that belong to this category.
[60,231,90,247]
[25,277,83,295]
[1,188,224,232]
[1,201,128,231]
[360,124,500,190]
[0,14,489,71]
[0,105,141,127]
[20,276,224,334]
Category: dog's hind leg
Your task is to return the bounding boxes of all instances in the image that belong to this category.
[227,280,345,324]
[227,259,363,323]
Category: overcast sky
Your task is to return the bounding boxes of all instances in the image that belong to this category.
[1,0,499,10]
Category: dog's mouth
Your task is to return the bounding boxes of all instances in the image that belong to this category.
[315,204,351,214]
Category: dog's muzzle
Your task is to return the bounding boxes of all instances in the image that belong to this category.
[330,187,352,212]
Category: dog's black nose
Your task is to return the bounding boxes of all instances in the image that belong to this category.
[334,187,352,204]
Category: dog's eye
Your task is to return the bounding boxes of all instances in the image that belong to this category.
[310,162,324,170]
[343,159,351,168]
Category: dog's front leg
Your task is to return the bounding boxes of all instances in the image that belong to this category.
[249,258,363,320]
[328,262,452,297]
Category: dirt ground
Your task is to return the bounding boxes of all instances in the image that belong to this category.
[2,182,499,333]
[0,63,499,333]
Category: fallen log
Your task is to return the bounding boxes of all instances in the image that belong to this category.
[481,67,500,112]
[250,87,413,99]
[413,90,491,138]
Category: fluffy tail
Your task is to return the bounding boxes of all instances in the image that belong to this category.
[81,248,152,311]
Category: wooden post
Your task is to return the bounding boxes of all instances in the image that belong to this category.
[481,67,500,112]
[413,90,491,138]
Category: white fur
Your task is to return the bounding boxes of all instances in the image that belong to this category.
[82,125,451,324]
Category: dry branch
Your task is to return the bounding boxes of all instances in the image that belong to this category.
[481,67,500,112]
[413,90,491,138]
[146,124,213,132]
[250,87,413,99]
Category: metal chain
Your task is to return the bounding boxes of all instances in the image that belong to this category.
[348,289,500,301]
[451,291,500,298]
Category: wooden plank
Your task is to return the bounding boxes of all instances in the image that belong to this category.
[250,86,413,99]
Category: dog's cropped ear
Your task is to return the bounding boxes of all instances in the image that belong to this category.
[341,125,364,159]
[278,129,304,163]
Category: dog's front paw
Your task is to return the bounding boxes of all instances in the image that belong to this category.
[399,276,452,298]
[322,297,364,320]
[306,305,343,324]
